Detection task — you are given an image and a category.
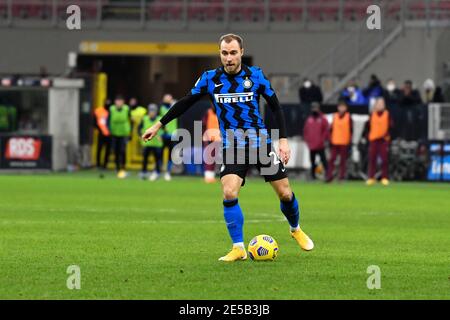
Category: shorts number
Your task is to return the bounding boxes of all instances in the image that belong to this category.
[269,151,281,165]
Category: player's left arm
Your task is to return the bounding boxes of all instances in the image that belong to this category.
[142,72,208,142]
[258,69,290,164]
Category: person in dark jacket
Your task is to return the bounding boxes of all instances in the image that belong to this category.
[299,78,323,104]
[298,78,323,134]
[398,80,422,141]
[383,79,402,139]
[363,74,384,112]
[303,102,329,180]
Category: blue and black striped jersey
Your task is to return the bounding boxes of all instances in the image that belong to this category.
[191,64,275,148]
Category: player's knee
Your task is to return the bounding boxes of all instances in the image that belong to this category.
[223,187,238,200]
[277,185,293,202]
[279,190,292,202]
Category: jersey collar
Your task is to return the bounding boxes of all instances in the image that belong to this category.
[221,65,246,77]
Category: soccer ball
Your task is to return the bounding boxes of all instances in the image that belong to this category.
[248,234,279,261]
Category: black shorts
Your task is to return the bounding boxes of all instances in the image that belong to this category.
[219,144,287,185]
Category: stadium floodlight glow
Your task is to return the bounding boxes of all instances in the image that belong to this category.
[1,78,12,87]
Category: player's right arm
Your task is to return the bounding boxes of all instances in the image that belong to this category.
[142,72,209,142]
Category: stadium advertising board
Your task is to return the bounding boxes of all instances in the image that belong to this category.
[427,142,450,181]
[0,135,52,169]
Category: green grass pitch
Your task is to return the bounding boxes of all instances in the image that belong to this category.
[0,172,449,299]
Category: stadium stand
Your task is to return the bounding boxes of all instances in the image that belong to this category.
[148,0,183,21]
[2,0,450,23]
[0,0,102,20]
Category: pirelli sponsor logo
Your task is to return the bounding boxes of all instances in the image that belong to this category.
[214,92,254,104]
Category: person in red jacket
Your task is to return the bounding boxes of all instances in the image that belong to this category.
[365,97,393,186]
[303,102,329,180]
[326,100,353,182]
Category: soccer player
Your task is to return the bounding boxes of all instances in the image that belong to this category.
[326,100,353,182]
[142,34,314,261]
[159,94,178,181]
[93,101,111,170]
[303,102,329,180]
[108,95,131,179]
[139,103,163,181]
[365,97,393,186]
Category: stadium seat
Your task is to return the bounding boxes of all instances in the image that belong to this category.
[408,1,426,19]
[188,0,223,22]
[148,0,183,21]
[229,0,264,22]
[429,0,450,19]
[12,0,51,20]
[56,0,102,20]
[188,0,206,21]
[0,1,6,19]
[343,0,373,21]
[8,0,103,20]
[437,1,450,19]
[270,0,304,22]
[307,0,339,21]
[385,1,402,21]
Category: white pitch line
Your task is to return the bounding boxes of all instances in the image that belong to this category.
[0,219,286,225]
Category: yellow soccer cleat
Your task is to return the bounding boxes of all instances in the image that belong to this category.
[291,228,314,251]
[381,178,390,186]
[117,170,127,179]
[218,246,247,262]
[366,178,376,186]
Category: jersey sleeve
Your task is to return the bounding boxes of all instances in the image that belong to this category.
[257,68,275,98]
[190,72,209,96]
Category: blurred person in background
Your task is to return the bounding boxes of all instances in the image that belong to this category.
[298,78,323,134]
[105,98,112,109]
[93,101,111,170]
[303,102,329,180]
[108,95,131,179]
[340,80,368,107]
[398,80,422,140]
[363,74,384,112]
[365,98,393,186]
[383,79,402,139]
[129,97,147,127]
[423,78,445,103]
[139,103,163,181]
[326,100,352,183]
[0,104,17,133]
[202,105,221,183]
[159,93,177,181]
[421,79,445,140]
[129,97,148,162]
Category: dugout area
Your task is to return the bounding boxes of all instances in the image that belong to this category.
[76,41,253,171]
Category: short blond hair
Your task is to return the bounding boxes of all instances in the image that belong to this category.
[219,33,244,49]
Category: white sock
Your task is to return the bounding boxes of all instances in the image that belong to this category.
[233,242,245,249]
[204,170,215,179]
[290,225,300,232]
